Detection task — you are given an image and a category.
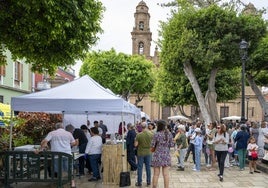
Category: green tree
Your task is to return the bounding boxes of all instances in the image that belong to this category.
[80,49,155,102]
[246,34,268,121]
[0,0,104,74]
[159,2,266,124]
[153,66,241,120]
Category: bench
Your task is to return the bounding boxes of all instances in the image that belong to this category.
[0,150,73,188]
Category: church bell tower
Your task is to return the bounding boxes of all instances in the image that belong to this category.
[131,1,152,59]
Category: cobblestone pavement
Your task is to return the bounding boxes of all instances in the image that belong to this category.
[5,150,268,188]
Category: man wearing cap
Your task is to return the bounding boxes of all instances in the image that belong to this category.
[175,125,188,171]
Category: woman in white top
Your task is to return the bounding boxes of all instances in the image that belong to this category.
[213,124,229,182]
[85,127,103,181]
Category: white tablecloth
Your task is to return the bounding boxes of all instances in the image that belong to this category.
[14,145,40,151]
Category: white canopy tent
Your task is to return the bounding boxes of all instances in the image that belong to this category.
[141,111,150,120]
[10,75,140,159]
[168,115,189,121]
[11,75,139,115]
[222,116,241,121]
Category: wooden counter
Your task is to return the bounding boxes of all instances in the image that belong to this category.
[102,143,128,185]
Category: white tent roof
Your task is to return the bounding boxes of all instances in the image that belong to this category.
[11,75,138,115]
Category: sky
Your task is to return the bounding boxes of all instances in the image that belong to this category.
[73,0,268,77]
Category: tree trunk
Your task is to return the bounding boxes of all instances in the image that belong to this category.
[183,61,212,125]
[134,94,146,106]
[246,74,268,121]
[171,106,180,115]
[205,68,219,123]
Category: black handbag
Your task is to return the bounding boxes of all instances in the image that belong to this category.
[119,171,131,187]
[264,143,268,150]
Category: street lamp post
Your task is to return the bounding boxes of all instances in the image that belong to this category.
[246,96,250,120]
[240,39,248,124]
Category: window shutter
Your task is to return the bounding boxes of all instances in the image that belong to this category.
[20,63,23,81]
[0,66,5,76]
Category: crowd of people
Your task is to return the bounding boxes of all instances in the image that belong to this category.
[171,119,268,182]
[36,117,268,188]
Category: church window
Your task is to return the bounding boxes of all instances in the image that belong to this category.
[139,21,144,30]
[138,42,144,54]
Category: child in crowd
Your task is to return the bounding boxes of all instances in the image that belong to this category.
[247,136,260,174]
[193,128,203,172]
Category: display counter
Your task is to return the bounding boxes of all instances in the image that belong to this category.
[102,143,128,185]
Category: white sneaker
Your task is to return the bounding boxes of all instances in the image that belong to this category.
[192,169,200,172]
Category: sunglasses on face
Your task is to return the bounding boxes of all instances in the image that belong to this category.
[217,127,221,129]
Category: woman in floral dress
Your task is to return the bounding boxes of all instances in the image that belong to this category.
[151,120,174,188]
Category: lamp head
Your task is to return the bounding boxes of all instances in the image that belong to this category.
[240,39,248,50]
[239,39,248,60]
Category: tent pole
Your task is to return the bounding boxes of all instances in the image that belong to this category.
[9,111,14,150]
[121,112,126,172]
[62,111,65,126]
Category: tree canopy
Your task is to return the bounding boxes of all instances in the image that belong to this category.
[0,0,104,74]
[157,2,267,123]
[80,49,155,101]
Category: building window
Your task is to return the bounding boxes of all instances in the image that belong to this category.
[138,42,144,55]
[0,95,3,103]
[220,106,229,119]
[139,21,144,30]
[249,107,254,118]
[14,61,23,86]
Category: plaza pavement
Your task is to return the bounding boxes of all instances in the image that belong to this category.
[5,149,268,188]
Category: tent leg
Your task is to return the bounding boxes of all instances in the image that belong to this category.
[9,111,14,150]
[121,112,126,172]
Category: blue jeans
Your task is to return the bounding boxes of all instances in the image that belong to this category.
[195,149,201,171]
[137,155,151,184]
[89,154,101,178]
[54,156,70,173]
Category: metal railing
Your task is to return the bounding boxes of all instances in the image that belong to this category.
[0,150,73,188]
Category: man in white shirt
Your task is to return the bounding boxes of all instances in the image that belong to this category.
[40,122,77,188]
